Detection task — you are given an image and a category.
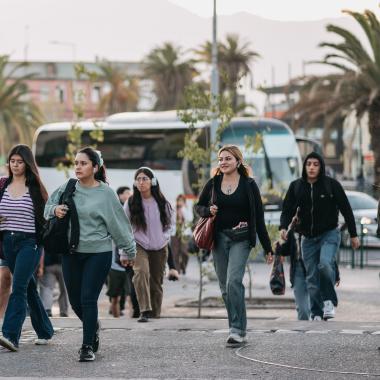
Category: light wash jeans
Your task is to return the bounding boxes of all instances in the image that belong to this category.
[212,232,251,337]
[292,260,310,320]
[301,228,340,318]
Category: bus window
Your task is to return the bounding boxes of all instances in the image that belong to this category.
[35,129,187,170]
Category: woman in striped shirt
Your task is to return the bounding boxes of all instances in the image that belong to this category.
[0,145,54,352]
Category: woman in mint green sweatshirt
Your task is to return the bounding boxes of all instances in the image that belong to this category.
[44,147,136,362]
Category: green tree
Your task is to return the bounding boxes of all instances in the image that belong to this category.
[144,42,198,110]
[311,10,380,186]
[97,60,139,115]
[195,34,260,111]
[285,74,349,148]
[0,55,42,158]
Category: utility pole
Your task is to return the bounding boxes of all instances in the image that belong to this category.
[210,0,219,152]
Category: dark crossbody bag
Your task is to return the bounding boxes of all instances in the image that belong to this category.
[42,179,79,255]
[222,226,249,242]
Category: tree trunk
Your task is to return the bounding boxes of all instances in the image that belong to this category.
[368,98,380,195]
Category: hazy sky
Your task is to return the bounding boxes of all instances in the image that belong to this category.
[169,0,380,20]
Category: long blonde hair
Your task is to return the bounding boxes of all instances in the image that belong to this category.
[214,144,251,177]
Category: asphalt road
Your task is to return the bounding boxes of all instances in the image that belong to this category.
[1,319,380,380]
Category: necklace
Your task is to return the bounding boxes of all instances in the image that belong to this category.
[226,185,232,195]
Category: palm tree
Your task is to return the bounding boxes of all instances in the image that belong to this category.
[312,10,380,185]
[285,74,353,147]
[0,55,42,157]
[195,34,260,111]
[144,42,198,110]
[97,60,139,114]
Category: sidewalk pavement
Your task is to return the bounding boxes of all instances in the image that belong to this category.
[1,317,380,379]
[1,256,380,379]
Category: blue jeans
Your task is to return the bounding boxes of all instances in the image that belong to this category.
[301,228,340,318]
[62,252,112,346]
[212,232,251,337]
[293,260,310,320]
[2,231,54,345]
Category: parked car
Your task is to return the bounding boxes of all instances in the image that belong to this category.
[341,191,380,248]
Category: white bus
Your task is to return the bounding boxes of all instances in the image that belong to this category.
[32,111,302,208]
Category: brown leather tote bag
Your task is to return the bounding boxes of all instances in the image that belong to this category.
[193,182,216,251]
[193,215,216,250]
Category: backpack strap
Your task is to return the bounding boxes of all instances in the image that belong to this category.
[59,178,77,204]
[323,176,333,198]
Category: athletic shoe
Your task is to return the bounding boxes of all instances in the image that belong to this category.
[226,333,247,346]
[323,300,335,319]
[78,345,95,362]
[137,311,149,323]
[312,315,322,321]
[60,312,69,317]
[0,336,18,352]
[34,338,50,345]
[93,320,100,353]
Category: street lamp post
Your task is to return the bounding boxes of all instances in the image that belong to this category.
[360,217,370,269]
[210,0,219,154]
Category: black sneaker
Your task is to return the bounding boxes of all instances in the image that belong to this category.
[137,311,149,323]
[93,321,100,353]
[78,345,95,362]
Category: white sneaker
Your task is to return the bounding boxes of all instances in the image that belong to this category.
[226,333,246,346]
[323,300,335,320]
[34,338,51,345]
[312,316,322,321]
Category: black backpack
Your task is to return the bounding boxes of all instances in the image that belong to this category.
[43,179,79,255]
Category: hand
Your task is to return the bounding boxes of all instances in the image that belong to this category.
[351,237,360,250]
[0,215,6,223]
[280,229,288,241]
[209,205,218,216]
[167,268,179,281]
[266,252,274,264]
[233,222,248,230]
[37,266,44,278]
[121,258,135,267]
[335,280,340,287]
[55,205,69,219]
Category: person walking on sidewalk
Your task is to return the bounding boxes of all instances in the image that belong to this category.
[123,167,174,323]
[45,147,136,362]
[39,248,69,317]
[171,194,191,274]
[280,152,359,321]
[0,145,54,352]
[195,145,273,346]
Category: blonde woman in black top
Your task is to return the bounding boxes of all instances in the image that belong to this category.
[195,145,273,346]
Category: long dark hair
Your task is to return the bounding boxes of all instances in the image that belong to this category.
[7,144,48,228]
[78,147,107,183]
[129,167,172,232]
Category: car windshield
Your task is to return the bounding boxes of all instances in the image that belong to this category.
[347,193,378,210]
